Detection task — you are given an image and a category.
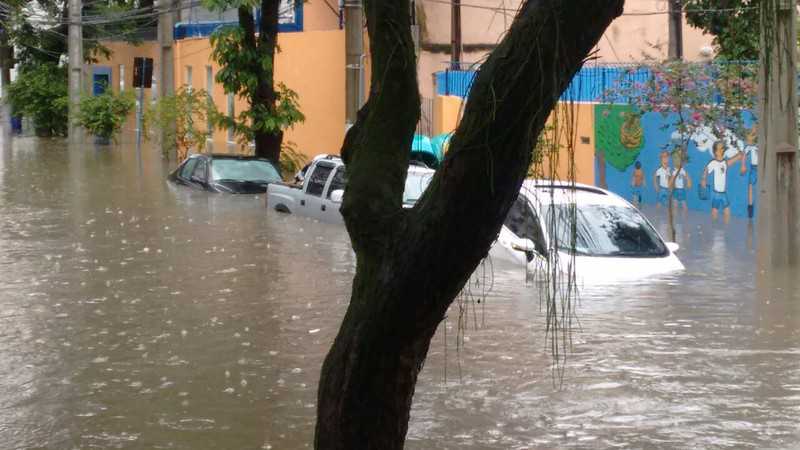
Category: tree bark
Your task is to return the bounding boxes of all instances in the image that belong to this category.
[315,1,624,448]
[250,0,283,163]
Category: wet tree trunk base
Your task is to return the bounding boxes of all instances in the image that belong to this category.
[314,1,625,448]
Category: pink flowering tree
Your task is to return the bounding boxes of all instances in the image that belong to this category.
[602,60,756,236]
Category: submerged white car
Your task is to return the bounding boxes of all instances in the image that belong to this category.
[489,181,684,282]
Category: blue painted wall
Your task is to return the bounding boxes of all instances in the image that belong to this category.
[595,106,758,218]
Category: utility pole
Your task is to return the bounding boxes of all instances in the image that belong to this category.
[410,0,420,59]
[757,0,799,268]
[667,0,683,59]
[68,0,83,139]
[156,0,176,154]
[157,0,175,101]
[344,0,363,128]
[450,0,461,69]
[0,26,12,134]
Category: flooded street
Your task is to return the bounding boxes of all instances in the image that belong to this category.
[1,137,799,449]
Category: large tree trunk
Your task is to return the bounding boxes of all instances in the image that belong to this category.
[315,1,624,449]
[255,0,283,162]
[238,2,283,162]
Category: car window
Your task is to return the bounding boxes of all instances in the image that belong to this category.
[543,203,667,257]
[180,159,198,180]
[210,159,281,183]
[306,164,334,197]
[326,167,347,199]
[403,171,434,205]
[504,195,547,255]
[192,159,207,182]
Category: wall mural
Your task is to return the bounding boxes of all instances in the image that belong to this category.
[594,104,758,220]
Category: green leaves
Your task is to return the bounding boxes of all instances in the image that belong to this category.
[6,63,69,137]
[603,60,757,155]
[207,15,305,155]
[143,87,219,158]
[77,88,136,141]
[202,0,259,13]
[683,0,759,61]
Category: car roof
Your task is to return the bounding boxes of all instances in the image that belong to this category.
[520,179,631,208]
[207,154,274,161]
[408,164,435,175]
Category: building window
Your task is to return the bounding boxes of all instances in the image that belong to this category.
[227,93,235,143]
[119,64,125,91]
[185,65,193,92]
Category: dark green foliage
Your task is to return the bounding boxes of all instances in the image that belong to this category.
[684,0,759,61]
[77,88,135,141]
[204,0,304,160]
[4,0,154,68]
[6,63,69,136]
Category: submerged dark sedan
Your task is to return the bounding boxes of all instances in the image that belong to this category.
[168,154,283,194]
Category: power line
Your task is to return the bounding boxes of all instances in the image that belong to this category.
[2,0,298,26]
[419,0,756,17]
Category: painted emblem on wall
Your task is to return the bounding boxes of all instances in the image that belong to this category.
[620,112,644,150]
[595,104,644,173]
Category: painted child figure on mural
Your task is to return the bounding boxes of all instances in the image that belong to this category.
[740,125,758,218]
[631,160,644,205]
[701,141,743,223]
[670,150,692,213]
[653,151,672,208]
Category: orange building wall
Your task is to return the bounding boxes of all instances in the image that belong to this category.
[93,29,345,161]
[173,30,345,159]
[432,96,596,185]
[302,0,341,31]
[90,41,159,133]
[432,95,462,136]
[94,41,159,96]
[538,103,595,185]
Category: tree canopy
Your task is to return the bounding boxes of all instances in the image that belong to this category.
[204,0,304,163]
[684,0,759,61]
[2,0,155,68]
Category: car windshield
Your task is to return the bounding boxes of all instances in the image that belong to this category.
[403,171,434,204]
[210,159,281,183]
[542,203,667,257]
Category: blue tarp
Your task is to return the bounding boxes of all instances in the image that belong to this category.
[434,64,761,104]
[411,134,442,169]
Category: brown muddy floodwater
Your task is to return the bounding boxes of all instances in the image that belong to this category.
[1,136,799,449]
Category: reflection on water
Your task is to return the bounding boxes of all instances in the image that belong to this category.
[0,136,798,449]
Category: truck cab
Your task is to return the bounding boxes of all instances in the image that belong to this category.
[267,156,434,224]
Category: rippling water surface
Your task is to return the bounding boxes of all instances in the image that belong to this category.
[0,137,798,449]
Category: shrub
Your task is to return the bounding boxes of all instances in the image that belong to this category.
[77,88,136,141]
[6,63,69,137]
[143,87,217,160]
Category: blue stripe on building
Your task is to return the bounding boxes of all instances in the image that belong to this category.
[173,0,303,40]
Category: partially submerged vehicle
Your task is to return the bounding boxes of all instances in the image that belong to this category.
[267,155,434,224]
[490,181,684,282]
[168,154,282,194]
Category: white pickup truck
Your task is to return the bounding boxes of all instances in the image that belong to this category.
[266,155,435,224]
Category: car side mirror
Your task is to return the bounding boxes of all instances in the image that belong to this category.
[190,175,206,185]
[666,242,680,253]
[511,238,536,253]
[330,189,344,203]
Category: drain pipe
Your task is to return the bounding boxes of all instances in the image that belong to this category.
[344,0,363,129]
